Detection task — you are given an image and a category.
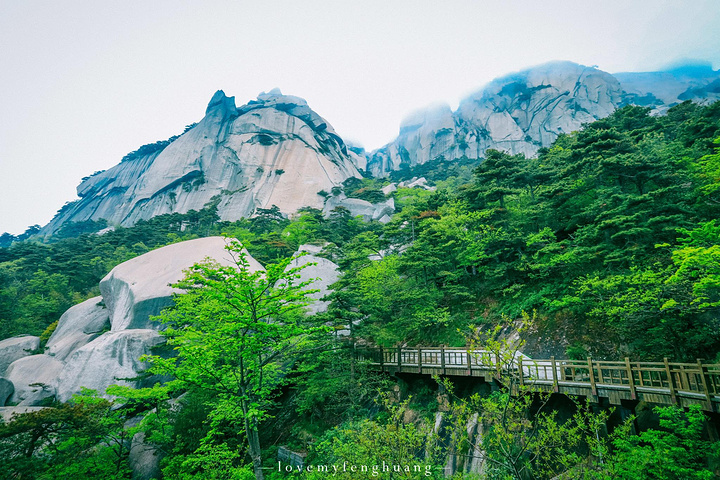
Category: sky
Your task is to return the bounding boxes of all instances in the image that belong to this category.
[1,0,719,235]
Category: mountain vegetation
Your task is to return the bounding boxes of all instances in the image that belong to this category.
[2,100,720,478]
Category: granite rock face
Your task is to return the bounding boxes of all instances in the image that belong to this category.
[100,236,263,331]
[4,237,265,406]
[45,296,110,361]
[41,90,362,237]
[288,245,341,315]
[615,62,720,111]
[5,355,64,405]
[0,378,13,406]
[368,61,720,176]
[55,329,165,403]
[0,336,40,376]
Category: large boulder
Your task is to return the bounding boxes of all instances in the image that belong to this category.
[0,378,13,406]
[45,296,110,361]
[0,336,40,376]
[100,237,264,331]
[5,355,64,406]
[55,329,166,403]
[323,196,395,222]
[287,245,341,315]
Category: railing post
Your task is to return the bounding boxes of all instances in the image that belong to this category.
[587,357,597,397]
[379,347,384,373]
[418,347,422,374]
[518,356,524,388]
[441,347,446,376]
[664,358,678,405]
[551,356,558,392]
[697,359,712,411]
[397,346,402,371]
[637,361,645,387]
[625,357,636,400]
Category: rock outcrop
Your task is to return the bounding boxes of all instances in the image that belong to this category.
[55,329,165,403]
[615,62,720,111]
[367,61,720,176]
[322,195,395,222]
[288,245,341,315]
[6,355,64,405]
[0,378,13,406]
[41,90,362,237]
[100,236,263,331]
[0,336,40,376]
[4,237,266,405]
[45,296,110,361]
[129,430,164,480]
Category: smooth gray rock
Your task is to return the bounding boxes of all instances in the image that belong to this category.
[323,196,395,222]
[100,236,264,331]
[55,329,165,403]
[0,336,40,376]
[0,378,13,406]
[46,296,110,361]
[288,246,341,314]
[381,183,397,195]
[5,355,64,405]
[40,91,361,237]
[367,61,720,177]
[129,431,164,480]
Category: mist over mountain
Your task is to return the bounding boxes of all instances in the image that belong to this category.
[367,61,720,176]
[41,60,720,235]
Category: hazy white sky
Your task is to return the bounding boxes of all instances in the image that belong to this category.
[1,0,719,235]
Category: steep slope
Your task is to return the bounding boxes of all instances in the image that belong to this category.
[41,90,362,236]
[368,61,720,176]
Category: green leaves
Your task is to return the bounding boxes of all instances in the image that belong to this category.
[140,239,327,479]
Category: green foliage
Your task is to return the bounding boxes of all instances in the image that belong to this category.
[588,405,719,480]
[2,100,720,478]
[141,239,328,479]
[0,389,133,479]
[306,395,444,479]
[342,177,386,203]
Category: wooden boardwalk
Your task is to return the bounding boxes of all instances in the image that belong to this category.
[357,347,720,413]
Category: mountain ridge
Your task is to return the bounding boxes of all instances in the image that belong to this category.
[39,60,720,236]
[366,60,720,177]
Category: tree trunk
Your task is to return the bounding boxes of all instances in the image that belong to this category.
[242,399,265,480]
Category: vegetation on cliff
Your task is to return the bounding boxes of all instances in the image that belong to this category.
[2,100,720,478]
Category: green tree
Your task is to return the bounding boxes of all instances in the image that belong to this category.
[144,239,325,480]
[596,405,719,480]
[0,390,132,480]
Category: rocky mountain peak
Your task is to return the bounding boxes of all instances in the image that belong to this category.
[367,60,720,177]
[205,89,237,116]
[40,90,362,237]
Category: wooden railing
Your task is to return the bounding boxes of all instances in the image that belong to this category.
[357,347,720,413]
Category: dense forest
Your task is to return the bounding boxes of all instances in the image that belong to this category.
[1,101,720,478]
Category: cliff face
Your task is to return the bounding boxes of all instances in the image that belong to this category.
[41,89,362,236]
[41,62,720,234]
[367,61,720,177]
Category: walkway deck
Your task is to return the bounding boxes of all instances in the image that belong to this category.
[357,347,720,413]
